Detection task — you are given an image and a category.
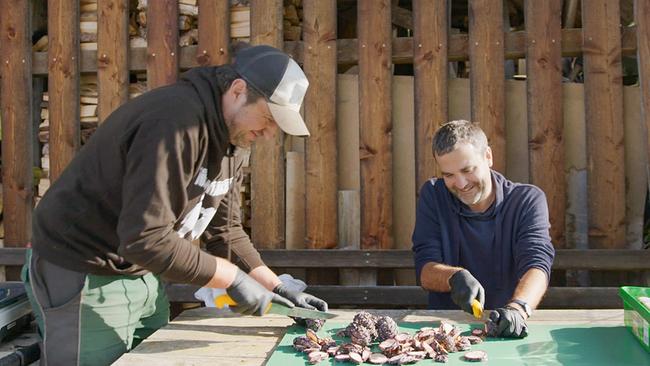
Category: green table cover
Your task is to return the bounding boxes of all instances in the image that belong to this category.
[266,321,650,366]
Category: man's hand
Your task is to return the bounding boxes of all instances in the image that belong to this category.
[449,269,485,315]
[486,306,528,338]
[273,283,329,312]
[226,269,294,316]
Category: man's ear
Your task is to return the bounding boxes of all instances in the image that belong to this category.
[229,78,248,102]
[485,146,493,167]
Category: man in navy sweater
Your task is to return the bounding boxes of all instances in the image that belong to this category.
[412,120,555,338]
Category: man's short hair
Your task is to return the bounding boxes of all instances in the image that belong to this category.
[432,120,489,156]
[214,64,265,105]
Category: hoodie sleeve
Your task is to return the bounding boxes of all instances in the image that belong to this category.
[116,117,217,286]
[201,154,264,272]
[512,187,555,281]
[412,181,444,285]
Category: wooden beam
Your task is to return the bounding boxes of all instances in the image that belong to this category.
[636,0,650,196]
[250,0,285,249]
[583,0,625,249]
[391,4,412,30]
[302,0,337,249]
[0,0,33,279]
[2,247,649,270]
[146,0,179,88]
[164,283,623,309]
[197,0,230,66]
[469,0,506,173]
[358,0,393,250]
[526,0,565,248]
[30,27,640,74]
[413,0,447,189]
[48,0,80,181]
[97,0,129,122]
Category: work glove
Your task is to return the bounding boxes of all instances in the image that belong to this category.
[449,269,485,315]
[273,283,329,312]
[226,269,294,316]
[486,306,528,338]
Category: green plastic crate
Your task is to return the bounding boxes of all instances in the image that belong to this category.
[620,286,650,353]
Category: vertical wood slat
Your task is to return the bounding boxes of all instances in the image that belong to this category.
[250,0,285,248]
[0,0,33,279]
[48,0,80,181]
[469,0,506,173]
[97,0,129,122]
[303,0,337,249]
[413,0,447,188]
[582,0,625,249]
[636,0,650,195]
[358,0,392,250]
[197,0,230,66]
[147,0,179,89]
[525,0,565,247]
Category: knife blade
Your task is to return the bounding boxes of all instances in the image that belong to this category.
[215,294,337,320]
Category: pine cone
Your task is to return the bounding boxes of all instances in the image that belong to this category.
[348,323,374,346]
[375,316,398,341]
[352,312,378,339]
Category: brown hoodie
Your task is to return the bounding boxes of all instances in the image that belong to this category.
[32,66,264,286]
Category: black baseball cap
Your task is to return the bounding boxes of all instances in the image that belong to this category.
[233,45,310,136]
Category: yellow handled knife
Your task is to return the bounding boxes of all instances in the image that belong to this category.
[471,299,484,319]
[215,294,337,320]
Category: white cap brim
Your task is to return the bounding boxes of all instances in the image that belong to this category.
[268,102,310,136]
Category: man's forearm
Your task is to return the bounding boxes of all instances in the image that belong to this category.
[204,256,239,288]
[249,265,282,291]
[420,262,463,292]
[509,267,548,310]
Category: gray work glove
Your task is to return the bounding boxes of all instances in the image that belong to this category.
[486,306,528,338]
[449,269,485,315]
[226,269,294,316]
[273,283,329,312]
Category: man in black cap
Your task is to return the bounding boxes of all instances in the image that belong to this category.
[22,44,327,365]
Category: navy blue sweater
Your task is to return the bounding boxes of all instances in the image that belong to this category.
[412,170,555,310]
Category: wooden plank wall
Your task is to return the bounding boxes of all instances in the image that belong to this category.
[197,0,230,66]
[47,0,80,181]
[97,0,129,122]
[358,0,392,250]
[146,0,179,89]
[582,0,626,249]
[525,0,565,247]
[250,0,285,249]
[413,0,447,190]
[637,0,650,195]
[0,0,34,280]
[302,0,337,249]
[469,0,506,173]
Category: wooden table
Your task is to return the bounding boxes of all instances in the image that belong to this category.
[113,308,632,366]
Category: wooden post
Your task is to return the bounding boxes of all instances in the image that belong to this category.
[582,0,625,249]
[525,0,565,248]
[98,0,129,122]
[0,0,33,280]
[338,190,374,285]
[48,0,80,181]
[250,0,285,249]
[303,0,337,249]
[413,0,447,187]
[636,0,650,196]
[286,152,305,249]
[197,0,230,66]
[469,0,506,173]
[358,0,392,250]
[147,0,179,89]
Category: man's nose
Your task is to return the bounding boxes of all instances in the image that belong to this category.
[454,175,468,189]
